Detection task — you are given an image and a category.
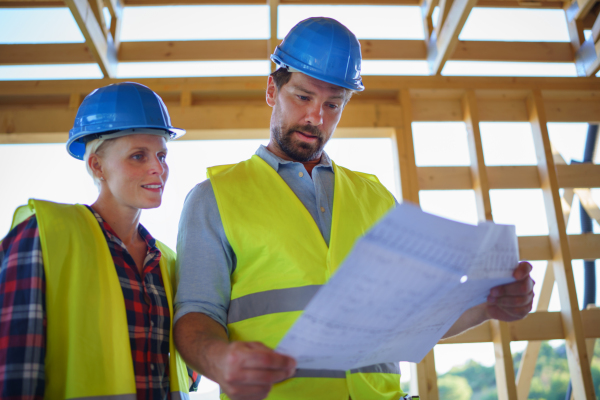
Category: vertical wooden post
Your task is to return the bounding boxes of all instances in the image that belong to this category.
[410,350,439,400]
[527,90,596,399]
[392,89,420,203]
[392,89,439,400]
[515,266,556,400]
[268,0,279,72]
[516,150,576,400]
[463,90,517,400]
[69,93,81,110]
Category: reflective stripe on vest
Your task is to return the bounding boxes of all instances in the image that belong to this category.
[68,393,190,400]
[209,156,404,400]
[11,200,189,399]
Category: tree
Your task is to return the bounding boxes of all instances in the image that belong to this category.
[438,375,473,400]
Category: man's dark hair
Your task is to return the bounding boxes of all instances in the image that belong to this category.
[269,67,356,104]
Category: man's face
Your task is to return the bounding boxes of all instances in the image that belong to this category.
[266,72,347,162]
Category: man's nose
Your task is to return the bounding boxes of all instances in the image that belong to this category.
[305,103,323,126]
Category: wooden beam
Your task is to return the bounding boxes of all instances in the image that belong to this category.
[516,185,573,400]
[435,0,455,39]
[0,41,573,65]
[269,0,279,72]
[391,89,439,400]
[0,0,569,7]
[464,90,493,220]
[566,0,598,22]
[439,309,600,344]
[463,89,517,400]
[416,164,600,191]
[393,89,420,203]
[575,188,600,224]
[410,351,439,400]
[65,0,117,78]
[118,40,268,62]
[421,0,439,44]
[0,44,94,65]
[527,90,596,399]
[105,0,124,51]
[2,76,600,97]
[451,41,574,62]
[516,265,556,400]
[426,0,478,74]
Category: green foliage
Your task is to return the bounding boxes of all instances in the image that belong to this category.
[435,340,600,400]
[438,375,473,400]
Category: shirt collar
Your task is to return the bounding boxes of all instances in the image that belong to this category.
[85,205,158,252]
[256,144,333,172]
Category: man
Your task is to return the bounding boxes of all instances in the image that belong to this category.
[174,17,534,400]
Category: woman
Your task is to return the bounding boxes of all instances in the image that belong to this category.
[0,82,197,399]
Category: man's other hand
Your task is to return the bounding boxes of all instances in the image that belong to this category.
[486,261,535,322]
[220,341,296,400]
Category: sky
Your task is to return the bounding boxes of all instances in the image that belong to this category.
[0,4,598,398]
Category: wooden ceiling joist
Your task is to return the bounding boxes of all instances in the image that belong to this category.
[0,40,575,65]
[64,0,118,78]
[2,76,598,96]
[426,0,478,74]
[0,0,569,7]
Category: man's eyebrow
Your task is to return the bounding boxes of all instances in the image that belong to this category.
[292,85,316,96]
[292,85,345,100]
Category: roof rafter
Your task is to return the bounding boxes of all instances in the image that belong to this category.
[0,40,575,65]
[426,0,478,74]
[64,0,118,78]
[0,0,569,8]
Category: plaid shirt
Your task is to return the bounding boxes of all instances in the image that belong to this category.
[0,206,195,400]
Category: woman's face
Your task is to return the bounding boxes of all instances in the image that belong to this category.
[95,134,169,210]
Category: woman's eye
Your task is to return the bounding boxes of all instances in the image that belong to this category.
[132,154,144,160]
[159,155,167,162]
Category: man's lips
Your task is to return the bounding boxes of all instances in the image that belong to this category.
[295,131,318,142]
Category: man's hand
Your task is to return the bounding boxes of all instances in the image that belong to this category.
[443,261,535,339]
[174,313,296,400]
[485,261,535,322]
[218,341,296,400]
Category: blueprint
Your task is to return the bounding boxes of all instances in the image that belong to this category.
[275,203,519,370]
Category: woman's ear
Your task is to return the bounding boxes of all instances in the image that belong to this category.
[88,153,104,181]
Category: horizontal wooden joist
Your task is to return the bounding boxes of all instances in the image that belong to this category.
[1,76,599,97]
[1,98,598,138]
[2,96,598,136]
[418,164,600,190]
[0,40,575,65]
[518,234,600,261]
[439,308,600,344]
[0,0,567,8]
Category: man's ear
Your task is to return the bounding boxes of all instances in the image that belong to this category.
[266,75,277,107]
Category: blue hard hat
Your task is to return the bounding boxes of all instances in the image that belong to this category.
[271,17,364,92]
[67,82,185,160]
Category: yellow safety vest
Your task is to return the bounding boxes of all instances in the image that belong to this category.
[208,155,405,400]
[9,199,190,400]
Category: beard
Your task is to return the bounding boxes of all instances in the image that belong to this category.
[272,123,326,162]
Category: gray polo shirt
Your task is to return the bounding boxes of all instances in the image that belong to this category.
[174,145,337,329]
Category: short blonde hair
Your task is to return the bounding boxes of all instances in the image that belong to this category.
[83,137,113,190]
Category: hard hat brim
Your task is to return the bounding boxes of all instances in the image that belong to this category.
[66,126,185,160]
[271,53,365,92]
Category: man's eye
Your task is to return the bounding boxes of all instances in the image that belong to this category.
[159,155,167,162]
[298,95,309,101]
[132,154,144,160]
[328,104,339,109]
